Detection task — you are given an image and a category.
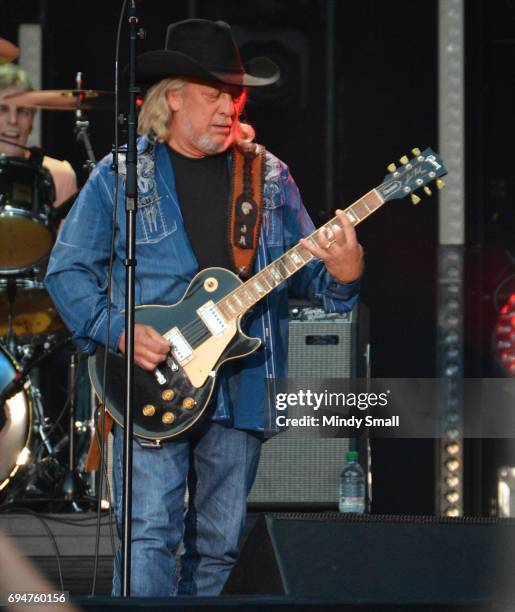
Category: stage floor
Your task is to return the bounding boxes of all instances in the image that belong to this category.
[1,511,514,610]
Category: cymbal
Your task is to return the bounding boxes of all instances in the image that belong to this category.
[4,89,115,111]
[0,38,19,65]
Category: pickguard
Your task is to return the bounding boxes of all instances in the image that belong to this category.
[182,322,238,388]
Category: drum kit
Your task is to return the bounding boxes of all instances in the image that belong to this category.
[0,37,114,509]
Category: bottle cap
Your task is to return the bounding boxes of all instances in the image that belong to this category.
[346,450,359,461]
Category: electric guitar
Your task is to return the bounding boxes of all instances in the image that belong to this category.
[88,147,447,441]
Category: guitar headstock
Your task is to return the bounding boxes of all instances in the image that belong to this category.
[376,147,448,205]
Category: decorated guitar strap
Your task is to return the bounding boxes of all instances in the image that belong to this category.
[228,144,266,278]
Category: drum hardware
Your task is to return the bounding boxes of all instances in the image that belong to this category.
[62,351,79,503]
[0,335,69,409]
[0,338,89,506]
[74,72,97,172]
[28,375,58,458]
[18,347,97,509]
[0,272,69,503]
[0,283,84,506]
[5,277,17,355]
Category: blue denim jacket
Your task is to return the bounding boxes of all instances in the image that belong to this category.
[45,137,359,432]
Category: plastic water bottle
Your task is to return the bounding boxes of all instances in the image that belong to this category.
[338,450,366,513]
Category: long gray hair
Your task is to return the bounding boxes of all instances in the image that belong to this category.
[137,78,185,141]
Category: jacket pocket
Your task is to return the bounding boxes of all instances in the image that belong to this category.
[136,196,177,245]
[262,196,285,247]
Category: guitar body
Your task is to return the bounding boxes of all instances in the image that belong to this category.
[88,268,261,440]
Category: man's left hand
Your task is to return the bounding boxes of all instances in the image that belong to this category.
[300,209,364,284]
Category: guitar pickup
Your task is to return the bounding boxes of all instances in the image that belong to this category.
[164,328,194,366]
[197,301,228,336]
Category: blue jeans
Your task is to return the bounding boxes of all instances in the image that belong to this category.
[111,420,262,597]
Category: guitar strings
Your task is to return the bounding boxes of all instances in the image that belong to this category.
[166,241,308,347]
[167,237,316,347]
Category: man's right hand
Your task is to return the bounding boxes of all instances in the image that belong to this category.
[117,324,170,371]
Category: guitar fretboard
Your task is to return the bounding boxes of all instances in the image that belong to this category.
[217,189,384,320]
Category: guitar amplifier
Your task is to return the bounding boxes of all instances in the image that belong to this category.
[248,300,367,508]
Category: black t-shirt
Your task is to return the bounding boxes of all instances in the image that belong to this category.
[167,145,232,271]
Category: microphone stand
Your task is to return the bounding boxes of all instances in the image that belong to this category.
[121,0,139,597]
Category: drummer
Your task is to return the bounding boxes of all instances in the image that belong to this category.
[0,63,77,206]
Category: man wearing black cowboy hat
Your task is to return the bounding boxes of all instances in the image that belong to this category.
[46,19,363,596]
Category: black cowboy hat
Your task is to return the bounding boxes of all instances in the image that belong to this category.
[136,19,279,87]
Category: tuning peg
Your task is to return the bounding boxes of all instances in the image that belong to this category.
[411,194,421,205]
[423,186,432,196]
[399,155,409,165]
[387,163,397,173]
[411,147,421,156]
[436,178,445,190]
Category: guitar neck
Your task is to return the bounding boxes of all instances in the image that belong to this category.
[217,188,384,320]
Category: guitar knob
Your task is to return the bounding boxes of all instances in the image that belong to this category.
[387,163,397,173]
[182,397,196,410]
[142,404,156,417]
[424,186,432,196]
[161,389,175,401]
[436,178,446,190]
[411,194,421,205]
[162,412,175,424]
[411,147,421,156]
[399,155,409,165]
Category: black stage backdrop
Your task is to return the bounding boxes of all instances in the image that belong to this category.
[4,0,513,515]
[0,0,440,515]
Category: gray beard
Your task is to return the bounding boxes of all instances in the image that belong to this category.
[196,132,225,154]
[185,117,233,155]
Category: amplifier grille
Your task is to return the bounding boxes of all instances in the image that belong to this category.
[248,302,359,506]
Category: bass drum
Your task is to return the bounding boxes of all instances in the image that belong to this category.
[0,156,56,274]
[0,345,32,500]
